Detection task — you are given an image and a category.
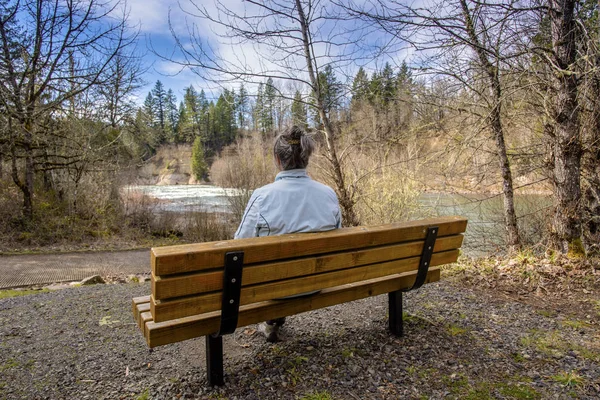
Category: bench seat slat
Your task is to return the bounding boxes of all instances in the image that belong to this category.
[143,267,441,347]
[151,249,458,322]
[132,296,151,327]
[152,234,464,300]
[152,216,467,275]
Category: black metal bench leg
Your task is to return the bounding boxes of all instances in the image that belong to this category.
[206,335,224,386]
[388,290,403,337]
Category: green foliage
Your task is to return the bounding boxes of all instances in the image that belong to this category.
[237,83,249,129]
[0,289,49,299]
[341,347,355,358]
[191,137,208,181]
[0,359,19,372]
[447,324,468,336]
[351,66,370,104]
[299,391,335,400]
[497,383,540,399]
[551,371,584,387]
[312,65,342,127]
[291,90,308,129]
[135,388,150,400]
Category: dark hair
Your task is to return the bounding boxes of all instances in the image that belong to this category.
[273,126,315,170]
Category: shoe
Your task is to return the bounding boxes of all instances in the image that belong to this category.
[258,322,279,343]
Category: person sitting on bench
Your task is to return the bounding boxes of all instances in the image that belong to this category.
[234,125,342,342]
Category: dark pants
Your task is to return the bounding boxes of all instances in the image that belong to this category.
[266,317,286,326]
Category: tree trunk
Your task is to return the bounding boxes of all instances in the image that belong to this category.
[460,0,520,250]
[581,99,600,255]
[490,109,520,250]
[549,0,583,255]
[581,1,600,255]
[295,0,359,226]
[9,119,34,223]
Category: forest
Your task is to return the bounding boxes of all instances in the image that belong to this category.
[0,0,598,258]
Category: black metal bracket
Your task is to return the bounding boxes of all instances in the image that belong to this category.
[212,251,244,337]
[404,226,438,292]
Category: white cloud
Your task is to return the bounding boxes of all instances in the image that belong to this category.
[123,0,176,33]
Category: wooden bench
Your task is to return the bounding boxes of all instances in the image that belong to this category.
[132,216,467,386]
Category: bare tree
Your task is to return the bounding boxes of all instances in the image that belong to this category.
[344,0,535,250]
[99,49,146,129]
[0,0,137,222]
[163,0,365,225]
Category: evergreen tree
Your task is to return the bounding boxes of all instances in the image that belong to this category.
[254,83,265,133]
[143,92,155,123]
[380,62,396,105]
[313,65,342,127]
[291,90,308,129]
[165,89,179,142]
[397,61,412,87]
[180,86,200,142]
[351,67,370,105]
[206,101,217,156]
[150,81,167,141]
[263,78,276,134]
[213,89,237,148]
[237,83,249,130]
[198,89,210,140]
[191,136,208,181]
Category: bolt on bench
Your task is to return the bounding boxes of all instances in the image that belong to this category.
[132,216,467,386]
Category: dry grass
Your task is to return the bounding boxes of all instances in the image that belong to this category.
[444,252,600,322]
[210,133,277,222]
[445,252,600,294]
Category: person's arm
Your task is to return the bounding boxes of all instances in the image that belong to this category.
[234,192,261,239]
[330,188,342,229]
[335,207,342,229]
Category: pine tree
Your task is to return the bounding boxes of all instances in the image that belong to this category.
[165,89,179,142]
[198,90,210,140]
[313,65,342,127]
[180,86,200,143]
[191,136,208,181]
[143,92,155,123]
[291,90,308,129]
[254,83,265,133]
[351,67,370,105]
[263,78,276,134]
[151,81,166,127]
[237,83,249,130]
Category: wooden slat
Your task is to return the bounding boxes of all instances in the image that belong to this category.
[145,268,441,347]
[140,311,153,341]
[151,249,458,322]
[137,304,150,329]
[153,234,464,300]
[132,296,151,326]
[152,216,467,275]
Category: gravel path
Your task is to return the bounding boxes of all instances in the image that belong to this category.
[1,280,598,399]
[0,250,149,289]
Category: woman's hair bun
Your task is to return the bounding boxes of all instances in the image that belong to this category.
[274,125,315,170]
[287,126,303,140]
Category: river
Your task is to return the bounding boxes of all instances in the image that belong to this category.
[125,185,552,257]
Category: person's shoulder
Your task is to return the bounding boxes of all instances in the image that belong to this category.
[309,179,338,197]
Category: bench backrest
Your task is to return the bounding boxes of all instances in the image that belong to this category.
[150,216,468,323]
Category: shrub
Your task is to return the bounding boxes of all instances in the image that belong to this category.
[210,133,277,223]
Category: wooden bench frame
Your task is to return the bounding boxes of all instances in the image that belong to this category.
[132,216,467,386]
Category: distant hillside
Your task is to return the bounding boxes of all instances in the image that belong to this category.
[137,145,198,185]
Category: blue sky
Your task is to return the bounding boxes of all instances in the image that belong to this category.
[126,0,214,103]
[125,0,413,105]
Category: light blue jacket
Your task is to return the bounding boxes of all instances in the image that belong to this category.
[234,169,342,238]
